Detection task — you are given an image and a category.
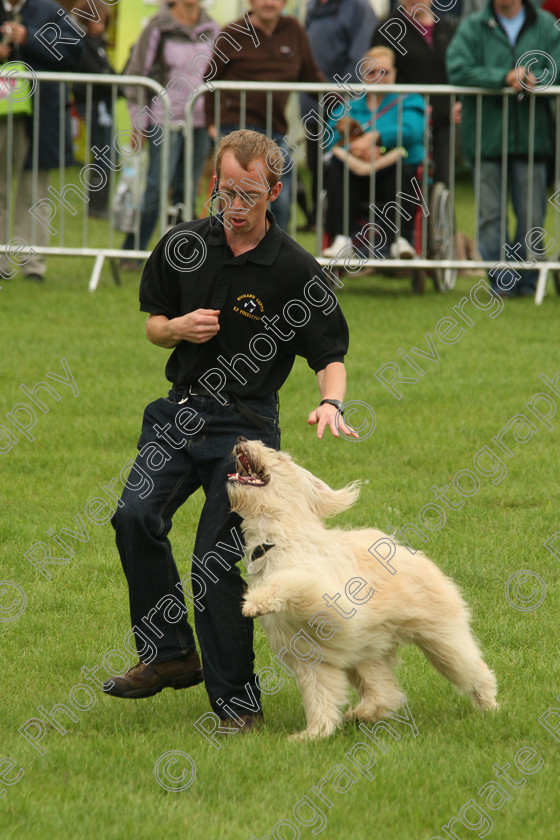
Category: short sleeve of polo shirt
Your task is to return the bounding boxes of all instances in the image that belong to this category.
[271,239,349,374]
[139,235,182,319]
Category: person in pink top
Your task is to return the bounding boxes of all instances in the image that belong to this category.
[122,0,220,264]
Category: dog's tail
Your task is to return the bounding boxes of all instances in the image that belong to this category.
[416,618,498,712]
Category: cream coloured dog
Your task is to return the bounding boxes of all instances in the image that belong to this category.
[227,438,498,740]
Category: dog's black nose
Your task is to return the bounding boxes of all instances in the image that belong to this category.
[236,436,248,444]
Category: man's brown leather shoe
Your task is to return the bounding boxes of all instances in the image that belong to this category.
[102,650,203,699]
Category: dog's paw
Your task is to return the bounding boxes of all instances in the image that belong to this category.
[288,729,323,742]
[241,598,265,618]
[345,702,388,723]
[288,721,339,741]
[242,587,282,618]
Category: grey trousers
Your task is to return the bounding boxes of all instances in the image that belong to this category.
[0,117,49,278]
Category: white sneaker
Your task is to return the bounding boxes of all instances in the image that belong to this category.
[390,236,416,259]
[322,235,354,258]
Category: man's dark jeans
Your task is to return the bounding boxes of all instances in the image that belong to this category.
[111,388,280,717]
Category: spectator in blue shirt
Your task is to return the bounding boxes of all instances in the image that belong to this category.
[323,46,425,259]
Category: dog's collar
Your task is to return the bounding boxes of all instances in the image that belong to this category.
[250,541,275,563]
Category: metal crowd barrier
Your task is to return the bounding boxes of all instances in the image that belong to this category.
[0,71,171,291]
[2,72,560,302]
[186,81,560,303]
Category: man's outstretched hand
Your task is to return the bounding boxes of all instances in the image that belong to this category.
[307,403,359,439]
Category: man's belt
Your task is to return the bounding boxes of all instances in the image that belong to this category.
[177,385,273,430]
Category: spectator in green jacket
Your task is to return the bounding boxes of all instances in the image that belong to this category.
[446,0,560,297]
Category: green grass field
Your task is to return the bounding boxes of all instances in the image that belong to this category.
[1,188,560,840]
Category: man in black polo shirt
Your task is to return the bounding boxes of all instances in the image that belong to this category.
[105,130,356,731]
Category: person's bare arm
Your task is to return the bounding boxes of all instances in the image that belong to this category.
[307,362,359,439]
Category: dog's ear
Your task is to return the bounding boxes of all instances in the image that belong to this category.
[308,477,361,518]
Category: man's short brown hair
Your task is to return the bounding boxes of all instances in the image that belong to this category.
[215,130,284,188]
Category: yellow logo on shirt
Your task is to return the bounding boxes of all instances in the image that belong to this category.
[233,293,264,321]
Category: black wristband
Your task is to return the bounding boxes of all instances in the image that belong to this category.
[319,398,344,415]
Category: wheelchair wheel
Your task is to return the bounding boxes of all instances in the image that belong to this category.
[411,269,425,294]
[429,182,457,292]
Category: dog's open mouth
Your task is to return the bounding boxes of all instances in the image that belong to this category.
[228,447,269,487]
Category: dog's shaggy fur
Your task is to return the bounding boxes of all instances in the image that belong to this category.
[227,439,498,740]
